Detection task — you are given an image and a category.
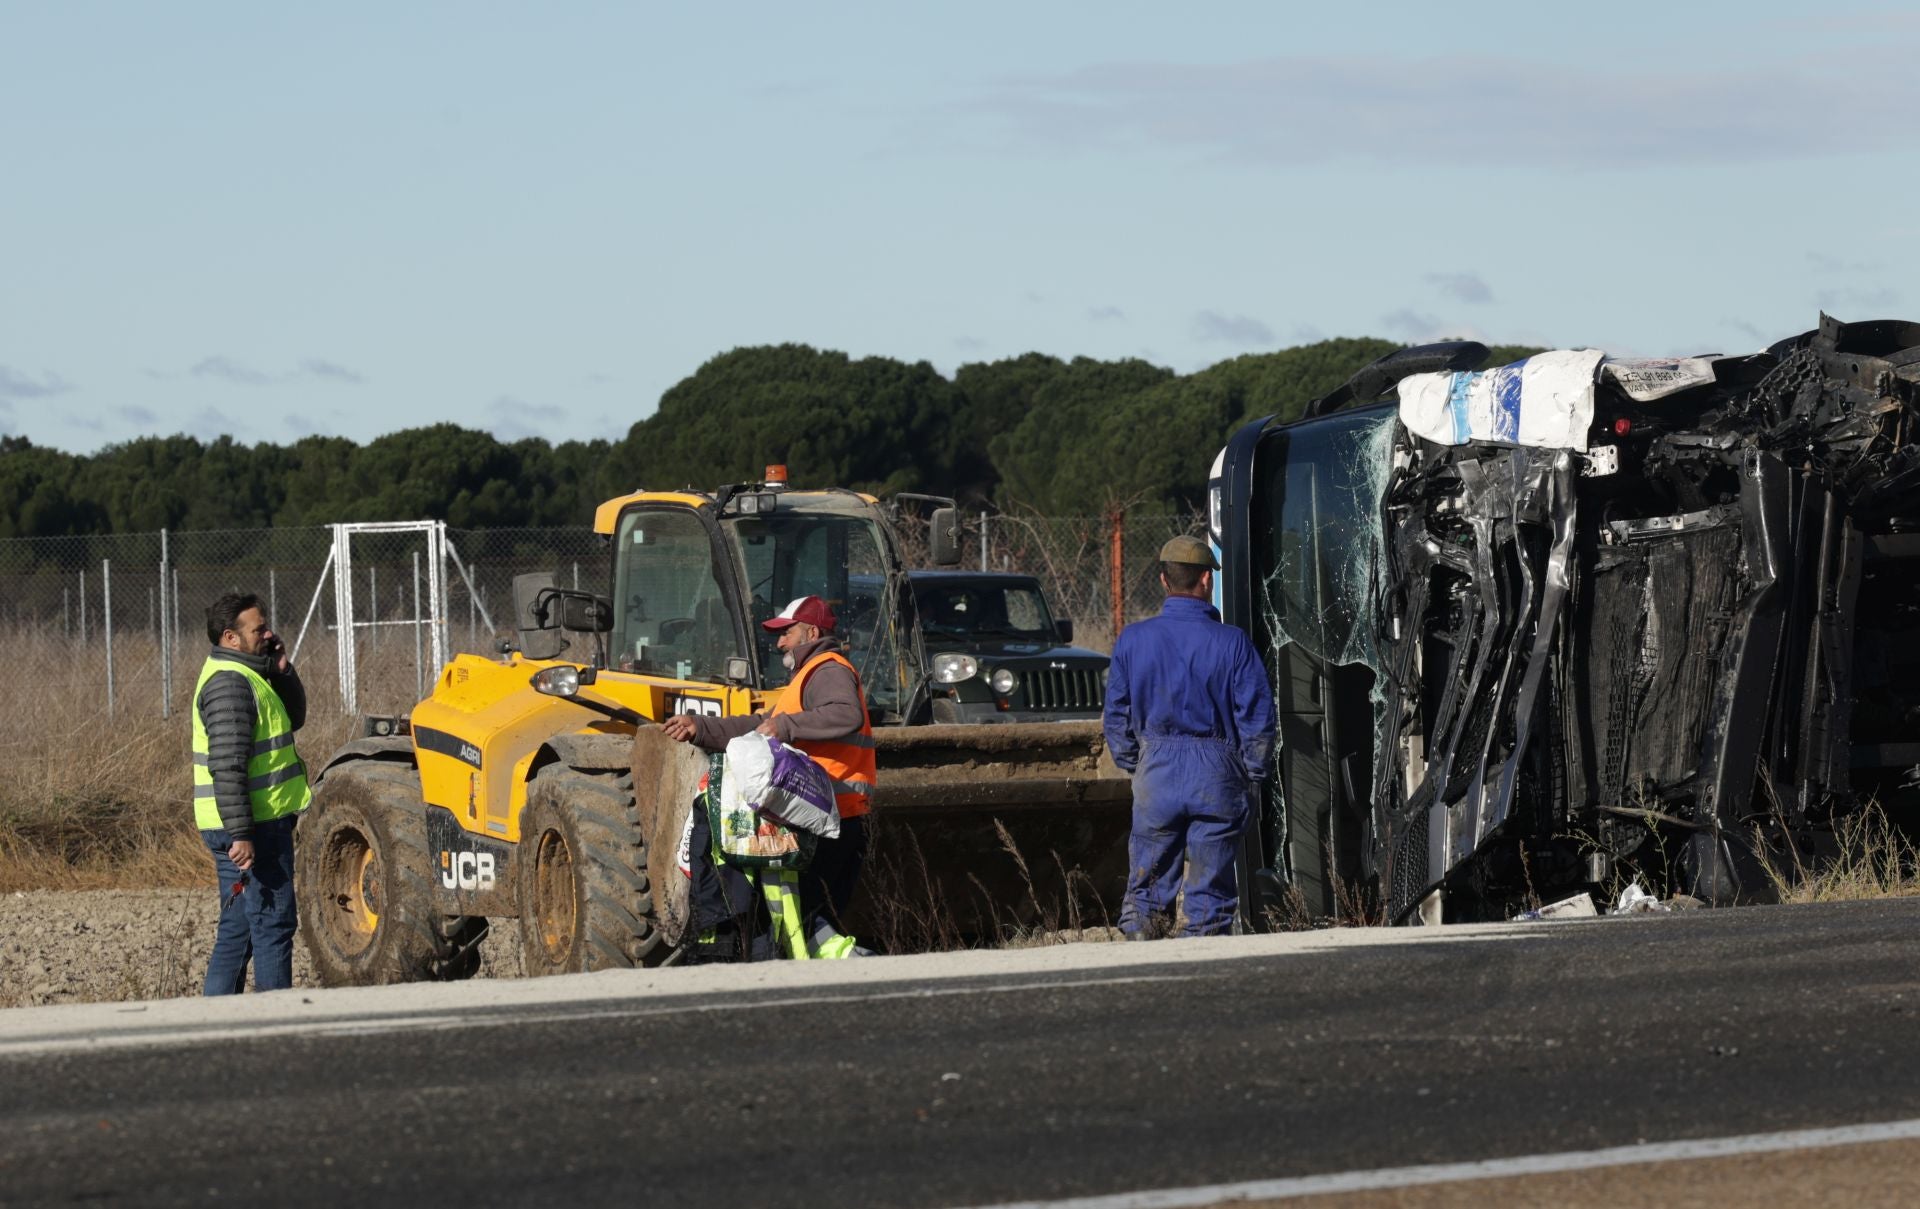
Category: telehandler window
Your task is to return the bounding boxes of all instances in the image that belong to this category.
[612,508,741,682]
[732,513,905,714]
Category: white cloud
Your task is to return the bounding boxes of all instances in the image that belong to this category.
[487,395,566,442]
[300,358,366,384]
[185,356,366,386]
[191,356,274,385]
[1380,308,1487,343]
[954,50,1920,167]
[1426,272,1493,305]
[190,406,245,438]
[1807,251,1874,274]
[1193,310,1274,345]
[1815,286,1901,312]
[0,365,73,402]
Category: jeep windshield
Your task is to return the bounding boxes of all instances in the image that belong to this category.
[912,580,1057,642]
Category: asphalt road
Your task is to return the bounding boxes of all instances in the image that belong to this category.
[1,899,1916,1207]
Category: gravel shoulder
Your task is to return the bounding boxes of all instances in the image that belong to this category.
[0,888,1119,1008]
[2,887,1513,1011]
[0,889,527,1008]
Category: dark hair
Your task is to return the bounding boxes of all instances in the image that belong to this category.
[206,592,264,645]
[1160,561,1207,594]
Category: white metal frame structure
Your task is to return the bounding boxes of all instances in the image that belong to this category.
[289,521,494,715]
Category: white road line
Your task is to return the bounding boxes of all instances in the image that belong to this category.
[0,972,1194,1057]
[971,1118,1920,1208]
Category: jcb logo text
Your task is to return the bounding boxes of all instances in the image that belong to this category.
[440,850,496,891]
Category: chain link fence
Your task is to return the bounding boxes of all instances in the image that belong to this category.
[0,512,1200,728]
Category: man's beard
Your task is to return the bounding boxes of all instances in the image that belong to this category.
[781,650,796,671]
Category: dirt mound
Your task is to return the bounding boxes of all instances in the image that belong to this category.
[0,889,526,1008]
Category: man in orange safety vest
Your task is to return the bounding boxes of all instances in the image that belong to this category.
[663,594,876,939]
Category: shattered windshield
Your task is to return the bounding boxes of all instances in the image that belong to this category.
[728,510,909,714]
[1255,407,1396,688]
[913,581,1055,642]
[1252,406,1399,913]
[1259,412,1397,671]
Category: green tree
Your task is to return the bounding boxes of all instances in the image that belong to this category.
[606,345,956,497]
[0,335,1552,536]
[985,357,1175,514]
[946,353,1072,505]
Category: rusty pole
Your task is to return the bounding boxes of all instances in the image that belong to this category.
[1108,508,1125,640]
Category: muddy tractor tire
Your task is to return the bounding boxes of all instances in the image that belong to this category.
[297,760,488,986]
[631,727,708,951]
[516,764,667,975]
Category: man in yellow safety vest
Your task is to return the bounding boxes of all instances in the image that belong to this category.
[192,591,311,994]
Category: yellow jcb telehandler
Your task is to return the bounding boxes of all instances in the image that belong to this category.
[294,469,1131,983]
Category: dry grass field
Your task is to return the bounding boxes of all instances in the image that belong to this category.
[0,625,438,894]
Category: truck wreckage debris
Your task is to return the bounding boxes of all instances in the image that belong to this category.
[1214,315,1920,925]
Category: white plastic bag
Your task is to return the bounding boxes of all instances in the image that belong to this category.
[722,732,840,839]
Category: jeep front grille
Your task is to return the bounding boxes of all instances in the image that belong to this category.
[1017,667,1106,712]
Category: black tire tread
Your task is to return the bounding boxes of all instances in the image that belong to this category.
[297,758,486,986]
[517,763,666,975]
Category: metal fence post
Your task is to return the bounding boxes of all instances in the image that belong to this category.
[980,511,989,572]
[413,549,424,700]
[332,525,355,715]
[79,568,87,644]
[160,528,171,718]
[269,566,277,630]
[103,558,115,716]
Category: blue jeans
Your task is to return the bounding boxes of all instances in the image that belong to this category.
[202,813,300,995]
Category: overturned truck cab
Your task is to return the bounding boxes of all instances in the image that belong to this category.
[1212,316,1920,924]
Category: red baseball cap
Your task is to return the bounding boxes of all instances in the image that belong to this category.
[762,595,837,633]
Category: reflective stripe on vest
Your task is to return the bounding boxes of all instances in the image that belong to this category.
[772,649,877,820]
[191,656,312,830]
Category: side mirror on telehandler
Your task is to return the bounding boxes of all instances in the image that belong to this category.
[929,506,961,566]
[512,573,567,660]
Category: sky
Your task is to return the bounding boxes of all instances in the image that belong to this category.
[3,1,1917,455]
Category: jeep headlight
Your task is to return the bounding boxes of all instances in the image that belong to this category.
[989,668,1018,696]
[932,653,978,684]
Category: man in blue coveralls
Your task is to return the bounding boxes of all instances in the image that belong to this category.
[1103,536,1276,938]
